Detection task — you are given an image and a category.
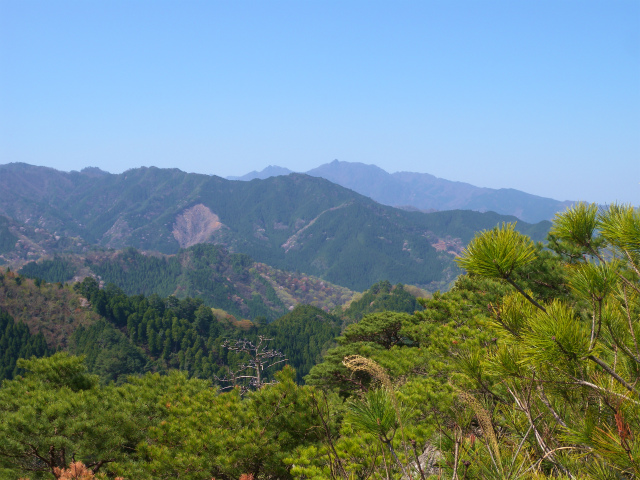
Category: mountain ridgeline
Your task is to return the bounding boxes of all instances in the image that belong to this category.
[230,160,574,223]
[0,163,550,291]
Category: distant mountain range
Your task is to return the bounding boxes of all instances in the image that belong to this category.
[228,160,573,223]
[0,162,550,291]
[227,165,294,181]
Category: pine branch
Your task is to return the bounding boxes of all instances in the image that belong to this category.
[586,355,639,397]
[504,277,546,313]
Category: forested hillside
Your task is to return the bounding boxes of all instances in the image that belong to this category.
[0,163,550,290]
[341,280,422,324]
[0,268,417,386]
[18,245,356,319]
[0,203,638,479]
[0,269,100,347]
[0,213,91,263]
[0,309,50,381]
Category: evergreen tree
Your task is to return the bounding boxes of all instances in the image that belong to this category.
[453,203,640,477]
[0,353,144,479]
[0,309,50,381]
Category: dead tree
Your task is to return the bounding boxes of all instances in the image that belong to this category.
[216,335,287,394]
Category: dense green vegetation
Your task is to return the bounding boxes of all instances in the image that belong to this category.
[265,304,342,383]
[86,247,180,296]
[0,353,329,480]
[341,280,422,323]
[0,309,50,381]
[1,202,636,479]
[0,268,413,389]
[67,276,341,385]
[71,276,244,382]
[69,319,149,384]
[19,256,77,283]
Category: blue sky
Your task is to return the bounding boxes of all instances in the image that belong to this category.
[1,0,638,204]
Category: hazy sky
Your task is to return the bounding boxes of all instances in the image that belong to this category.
[1,1,638,204]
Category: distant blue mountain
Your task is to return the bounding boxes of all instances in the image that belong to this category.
[227,165,294,181]
[229,160,573,223]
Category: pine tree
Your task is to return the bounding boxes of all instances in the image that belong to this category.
[454,203,640,476]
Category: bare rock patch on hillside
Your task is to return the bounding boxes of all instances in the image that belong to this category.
[173,204,224,248]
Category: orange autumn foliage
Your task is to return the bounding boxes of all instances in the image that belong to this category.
[20,462,124,480]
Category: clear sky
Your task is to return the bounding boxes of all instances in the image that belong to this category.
[1,0,638,204]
